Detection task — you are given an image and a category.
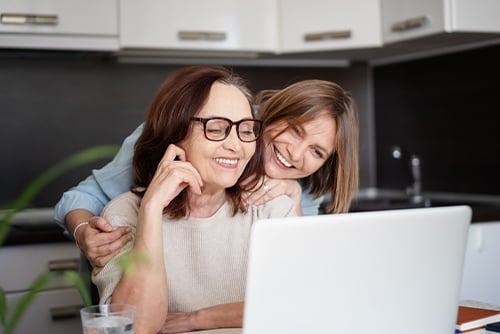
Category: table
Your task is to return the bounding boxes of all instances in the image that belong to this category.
[180,329,242,334]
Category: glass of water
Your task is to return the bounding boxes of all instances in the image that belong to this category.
[80,304,135,334]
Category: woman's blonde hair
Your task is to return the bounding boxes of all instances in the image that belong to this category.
[255,80,359,213]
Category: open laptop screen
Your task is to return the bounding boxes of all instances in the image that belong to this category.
[243,206,471,334]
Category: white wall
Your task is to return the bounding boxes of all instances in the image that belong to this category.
[460,222,500,306]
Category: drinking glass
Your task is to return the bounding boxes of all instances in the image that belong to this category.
[80,304,135,334]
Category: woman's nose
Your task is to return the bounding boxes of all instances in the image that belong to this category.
[287,141,305,162]
[223,127,242,150]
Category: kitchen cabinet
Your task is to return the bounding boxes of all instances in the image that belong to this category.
[1,0,499,60]
[382,0,500,44]
[0,242,83,334]
[278,0,383,53]
[120,0,384,54]
[119,0,277,52]
[0,0,119,51]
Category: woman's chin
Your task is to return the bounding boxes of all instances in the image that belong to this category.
[265,164,288,179]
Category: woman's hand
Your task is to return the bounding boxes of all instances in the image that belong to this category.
[67,209,132,269]
[158,302,244,334]
[245,178,303,215]
[158,312,197,334]
[141,144,203,211]
[77,216,132,268]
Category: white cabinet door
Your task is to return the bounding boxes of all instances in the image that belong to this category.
[119,0,278,52]
[279,0,383,53]
[0,0,118,50]
[382,0,500,44]
[0,243,80,292]
[381,0,444,44]
[0,243,83,334]
[4,288,84,334]
[450,0,500,33]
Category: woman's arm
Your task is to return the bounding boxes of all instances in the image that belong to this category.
[159,302,244,334]
[54,125,142,266]
[110,198,169,334]
[54,124,143,231]
[109,144,203,334]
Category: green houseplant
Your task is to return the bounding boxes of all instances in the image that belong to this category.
[0,145,119,334]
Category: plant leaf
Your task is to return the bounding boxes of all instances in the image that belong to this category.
[117,251,150,275]
[63,271,92,307]
[0,145,120,334]
[0,286,7,327]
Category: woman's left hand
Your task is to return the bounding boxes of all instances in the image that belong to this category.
[245,178,303,214]
[158,312,196,334]
[158,302,244,333]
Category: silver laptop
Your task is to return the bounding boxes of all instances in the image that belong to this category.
[243,206,472,334]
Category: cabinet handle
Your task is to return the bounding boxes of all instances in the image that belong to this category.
[0,13,58,25]
[50,305,84,320]
[178,31,227,41]
[391,15,428,32]
[48,258,80,271]
[304,30,352,42]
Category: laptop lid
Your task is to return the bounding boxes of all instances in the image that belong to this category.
[242,206,471,334]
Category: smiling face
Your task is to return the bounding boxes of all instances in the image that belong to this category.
[263,111,337,180]
[180,82,256,192]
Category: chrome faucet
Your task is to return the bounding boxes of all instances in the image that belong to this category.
[391,146,424,204]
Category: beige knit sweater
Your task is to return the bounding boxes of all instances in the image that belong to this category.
[92,191,296,312]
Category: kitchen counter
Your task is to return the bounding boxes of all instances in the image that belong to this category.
[349,188,500,223]
[3,192,499,247]
[1,207,69,246]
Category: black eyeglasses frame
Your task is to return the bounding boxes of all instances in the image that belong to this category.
[190,117,262,143]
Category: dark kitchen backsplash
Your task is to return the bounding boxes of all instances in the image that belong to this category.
[0,52,373,208]
[373,44,500,196]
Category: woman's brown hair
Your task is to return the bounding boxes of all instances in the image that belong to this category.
[132,66,264,219]
[255,79,359,214]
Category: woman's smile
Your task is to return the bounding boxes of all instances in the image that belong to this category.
[213,157,239,168]
[273,146,293,168]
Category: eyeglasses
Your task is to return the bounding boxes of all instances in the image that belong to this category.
[191,117,262,142]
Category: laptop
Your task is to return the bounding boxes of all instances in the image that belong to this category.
[242,206,472,334]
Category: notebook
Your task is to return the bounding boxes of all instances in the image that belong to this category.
[242,205,472,334]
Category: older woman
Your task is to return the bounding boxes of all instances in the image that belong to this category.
[92,66,296,334]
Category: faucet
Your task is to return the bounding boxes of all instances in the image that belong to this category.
[391,146,424,204]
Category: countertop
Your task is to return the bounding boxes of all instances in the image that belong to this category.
[1,207,69,246]
[3,192,500,247]
[349,188,500,223]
